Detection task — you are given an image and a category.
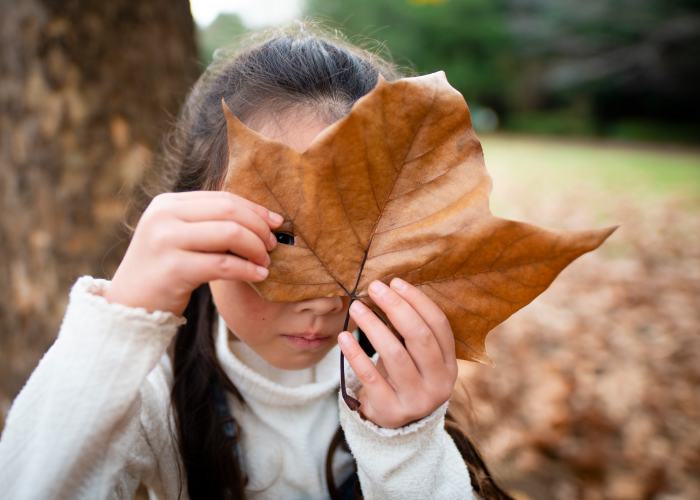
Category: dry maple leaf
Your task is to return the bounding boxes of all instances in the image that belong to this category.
[222,71,616,407]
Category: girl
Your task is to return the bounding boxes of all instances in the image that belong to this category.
[0,25,512,500]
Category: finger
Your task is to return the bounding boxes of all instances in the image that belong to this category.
[172,198,277,251]
[174,221,270,267]
[337,331,396,403]
[348,300,422,390]
[367,281,446,381]
[389,278,457,371]
[169,191,284,229]
[182,250,269,284]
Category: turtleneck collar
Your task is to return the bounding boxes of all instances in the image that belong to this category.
[214,315,346,407]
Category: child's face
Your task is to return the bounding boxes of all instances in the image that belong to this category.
[210,109,358,370]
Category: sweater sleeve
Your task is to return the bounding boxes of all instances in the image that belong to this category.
[338,358,475,500]
[0,276,184,500]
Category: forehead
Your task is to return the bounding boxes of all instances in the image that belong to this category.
[248,108,330,153]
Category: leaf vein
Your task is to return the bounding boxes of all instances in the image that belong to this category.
[422,246,589,287]
[425,284,492,323]
[246,150,351,295]
[333,153,365,250]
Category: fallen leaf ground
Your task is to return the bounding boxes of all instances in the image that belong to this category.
[453,135,700,500]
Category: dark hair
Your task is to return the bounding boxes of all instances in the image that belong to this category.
[136,22,513,500]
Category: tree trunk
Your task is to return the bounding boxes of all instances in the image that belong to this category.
[0,0,199,429]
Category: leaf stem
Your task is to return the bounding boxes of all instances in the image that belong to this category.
[340,299,361,411]
[340,243,373,412]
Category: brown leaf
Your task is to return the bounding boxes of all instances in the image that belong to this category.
[222,72,616,365]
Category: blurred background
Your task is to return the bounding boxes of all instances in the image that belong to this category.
[1,0,698,499]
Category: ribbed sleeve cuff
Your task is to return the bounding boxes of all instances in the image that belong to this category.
[337,358,473,500]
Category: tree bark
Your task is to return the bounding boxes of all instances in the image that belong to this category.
[0,0,199,430]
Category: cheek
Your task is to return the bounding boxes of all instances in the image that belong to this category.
[210,280,282,331]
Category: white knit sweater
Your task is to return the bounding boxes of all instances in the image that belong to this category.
[0,276,473,500]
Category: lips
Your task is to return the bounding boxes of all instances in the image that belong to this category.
[291,332,329,340]
[282,332,332,349]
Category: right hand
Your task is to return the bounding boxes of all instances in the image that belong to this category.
[103,191,283,315]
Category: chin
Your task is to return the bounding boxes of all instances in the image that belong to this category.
[272,350,329,371]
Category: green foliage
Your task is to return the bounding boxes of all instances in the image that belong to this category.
[304,0,513,108]
[505,111,597,137]
[197,13,247,67]
[602,121,700,146]
[304,0,700,143]
[193,1,699,142]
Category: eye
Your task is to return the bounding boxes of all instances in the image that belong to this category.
[275,232,295,246]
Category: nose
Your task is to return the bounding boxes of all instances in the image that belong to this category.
[292,296,344,316]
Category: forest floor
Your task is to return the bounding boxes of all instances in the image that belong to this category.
[456,135,700,500]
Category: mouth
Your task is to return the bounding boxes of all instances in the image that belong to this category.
[282,332,333,350]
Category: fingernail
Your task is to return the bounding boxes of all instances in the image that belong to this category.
[350,301,367,314]
[369,281,387,296]
[268,233,277,249]
[269,211,283,224]
[256,266,269,278]
[391,277,407,291]
[338,332,351,347]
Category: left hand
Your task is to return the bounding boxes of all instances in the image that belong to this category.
[337,278,458,429]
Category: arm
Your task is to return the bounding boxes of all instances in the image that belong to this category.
[339,361,474,500]
[337,279,474,499]
[0,277,182,500]
[0,192,282,500]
